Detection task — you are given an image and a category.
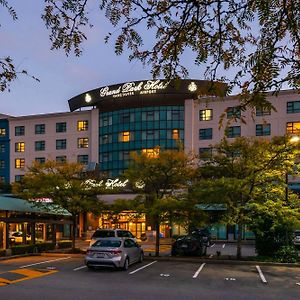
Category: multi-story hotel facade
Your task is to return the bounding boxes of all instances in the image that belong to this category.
[1,79,300,239]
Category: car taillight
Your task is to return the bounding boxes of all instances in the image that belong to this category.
[110,250,122,256]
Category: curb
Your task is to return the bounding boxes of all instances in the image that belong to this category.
[143,255,300,268]
[0,253,40,261]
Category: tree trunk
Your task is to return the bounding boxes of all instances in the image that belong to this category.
[236,223,242,259]
[155,219,160,257]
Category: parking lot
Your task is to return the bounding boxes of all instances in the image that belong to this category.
[0,254,299,300]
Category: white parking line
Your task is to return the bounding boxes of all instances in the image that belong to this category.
[256,265,267,283]
[192,263,206,278]
[19,257,72,269]
[129,261,158,275]
[73,265,87,271]
[222,244,226,248]
[210,243,215,248]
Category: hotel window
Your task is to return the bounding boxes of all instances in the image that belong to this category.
[15,158,25,169]
[167,110,183,121]
[35,157,46,164]
[119,151,132,161]
[15,126,25,136]
[172,129,179,140]
[56,156,66,163]
[0,128,6,136]
[227,126,241,138]
[101,115,112,127]
[56,139,67,150]
[142,148,160,158]
[0,144,5,152]
[35,124,45,134]
[77,120,89,131]
[15,142,25,152]
[77,155,89,165]
[119,131,133,142]
[56,122,67,132]
[199,128,212,140]
[142,111,159,121]
[256,107,271,116]
[102,134,112,144]
[15,175,24,182]
[287,101,300,114]
[0,176,5,183]
[199,147,212,159]
[78,138,89,148]
[227,106,241,119]
[199,109,213,121]
[256,124,271,136]
[286,122,300,134]
[142,130,159,140]
[0,160,4,169]
[101,153,112,162]
[120,112,134,123]
[35,141,45,151]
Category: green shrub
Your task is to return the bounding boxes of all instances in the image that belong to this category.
[36,242,55,252]
[274,245,299,263]
[11,244,35,255]
[0,249,6,257]
[57,241,72,249]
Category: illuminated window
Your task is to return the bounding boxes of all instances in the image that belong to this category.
[199,109,213,121]
[287,122,300,134]
[172,129,179,140]
[15,158,25,169]
[15,126,25,136]
[0,128,6,136]
[119,131,132,142]
[77,120,89,131]
[142,148,160,158]
[15,142,25,152]
[78,138,89,148]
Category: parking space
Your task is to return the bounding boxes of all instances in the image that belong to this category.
[0,255,299,299]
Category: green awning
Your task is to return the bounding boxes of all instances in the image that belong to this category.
[195,204,227,211]
[0,194,71,216]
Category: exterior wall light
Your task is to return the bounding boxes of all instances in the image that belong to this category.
[85,93,92,103]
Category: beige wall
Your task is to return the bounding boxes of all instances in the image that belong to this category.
[9,109,99,182]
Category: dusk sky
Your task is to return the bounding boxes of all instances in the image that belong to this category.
[0,1,202,117]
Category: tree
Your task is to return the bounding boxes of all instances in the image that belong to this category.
[192,136,300,259]
[2,1,300,111]
[12,160,104,251]
[124,147,194,256]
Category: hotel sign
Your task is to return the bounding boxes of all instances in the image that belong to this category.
[99,80,169,99]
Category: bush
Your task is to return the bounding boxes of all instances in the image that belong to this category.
[274,245,299,263]
[0,249,6,257]
[11,245,35,255]
[36,242,55,252]
[57,241,72,249]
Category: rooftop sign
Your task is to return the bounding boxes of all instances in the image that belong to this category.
[98,80,169,99]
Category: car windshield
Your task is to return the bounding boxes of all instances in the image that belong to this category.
[92,230,115,238]
[92,240,121,248]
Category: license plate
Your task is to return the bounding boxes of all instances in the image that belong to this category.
[94,253,106,258]
[181,244,188,248]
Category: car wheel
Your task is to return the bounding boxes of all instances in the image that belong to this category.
[123,257,129,271]
[138,252,144,263]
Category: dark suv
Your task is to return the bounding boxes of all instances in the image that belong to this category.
[191,228,212,246]
[90,229,135,246]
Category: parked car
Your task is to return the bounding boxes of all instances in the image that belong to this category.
[191,228,212,246]
[171,235,204,256]
[9,231,31,244]
[89,229,136,246]
[85,237,144,270]
[293,230,300,247]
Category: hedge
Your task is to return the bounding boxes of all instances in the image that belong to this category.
[57,241,72,249]
[0,249,6,257]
